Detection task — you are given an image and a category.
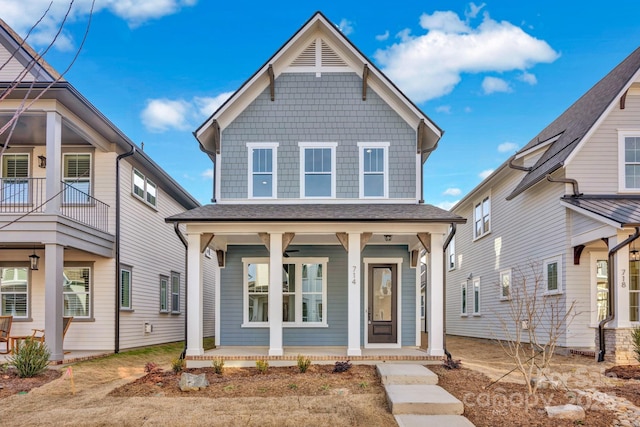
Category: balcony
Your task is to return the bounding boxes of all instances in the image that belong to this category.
[0,177,109,233]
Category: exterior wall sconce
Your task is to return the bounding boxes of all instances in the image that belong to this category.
[384,235,392,242]
[37,155,46,168]
[631,241,640,262]
[29,250,40,270]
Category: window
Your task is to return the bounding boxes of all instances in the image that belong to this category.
[247,143,278,198]
[132,169,158,207]
[630,257,639,322]
[299,142,337,198]
[543,256,562,294]
[0,266,28,318]
[1,154,29,205]
[171,272,180,313]
[246,261,269,323]
[63,266,91,318]
[619,132,640,191]
[474,196,491,239]
[500,269,511,300]
[160,275,169,313]
[120,267,132,310]
[63,153,91,203]
[358,142,389,198]
[448,234,456,270]
[420,293,425,318]
[461,283,467,315]
[473,278,481,314]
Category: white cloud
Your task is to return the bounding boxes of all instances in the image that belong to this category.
[465,2,486,19]
[375,30,390,41]
[479,169,494,180]
[338,18,354,35]
[374,9,559,102]
[435,105,452,114]
[482,76,511,94]
[201,169,214,179]
[497,142,518,153]
[443,187,462,196]
[0,0,197,50]
[193,92,233,117]
[436,200,459,210]
[518,71,538,85]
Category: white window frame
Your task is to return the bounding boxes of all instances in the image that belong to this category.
[1,153,30,205]
[298,142,337,198]
[63,265,92,319]
[63,153,92,204]
[461,282,468,316]
[543,255,563,295]
[171,271,180,314]
[499,269,511,300]
[242,257,328,327]
[159,275,169,313]
[0,265,30,319]
[472,277,481,315]
[132,168,158,208]
[357,142,389,198]
[247,142,279,199]
[119,266,132,310]
[618,130,640,192]
[473,194,491,240]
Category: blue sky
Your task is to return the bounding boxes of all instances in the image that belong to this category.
[3,0,640,207]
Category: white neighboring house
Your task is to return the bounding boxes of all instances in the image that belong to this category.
[446,46,640,364]
[0,19,215,361]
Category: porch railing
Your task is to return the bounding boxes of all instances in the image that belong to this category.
[0,177,110,233]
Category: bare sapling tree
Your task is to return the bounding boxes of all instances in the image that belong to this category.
[494,261,578,395]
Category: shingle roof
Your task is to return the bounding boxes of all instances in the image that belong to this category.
[166,203,466,224]
[506,46,640,200]
[561,195,640,227]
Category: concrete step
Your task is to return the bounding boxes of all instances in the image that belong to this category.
[377,364,438,385]
[385,384,464,415]
[395,414,475,427]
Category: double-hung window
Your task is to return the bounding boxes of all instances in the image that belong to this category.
[63,266,91,319]
[247,143,278,198]
[132,169,158,207]
[0,266,29,318]
[543,256,562,294]
[358,142,389,198]
[1,154,29,205]
[474,196,491,239]
[299,142,337,198]
[619,131,640,191]
[63,153,91,204]
[120,266,132,310]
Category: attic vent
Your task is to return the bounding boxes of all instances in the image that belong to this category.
[291,40,316,67]
[321,40,346,67]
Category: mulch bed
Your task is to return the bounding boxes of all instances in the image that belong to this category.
[0,368,62,399]
[109,364,384,398]
[431,366,616,427]
[599,365,640,407]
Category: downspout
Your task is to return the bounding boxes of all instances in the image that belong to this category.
[173,223,189,359]
[598,227,640,362]
[442,223,456,362]
[546,175,582,197]
[115,144,135,354]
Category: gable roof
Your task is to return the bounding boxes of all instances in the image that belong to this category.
[195,11,443,163]
[506,46,640,200]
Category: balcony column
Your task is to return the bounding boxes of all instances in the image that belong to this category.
[45,111,62,214]
[44,244,64,361]
[268,232,283,356]
[428,233,445,356]
[185,232,204,356]
[347,232,362,356]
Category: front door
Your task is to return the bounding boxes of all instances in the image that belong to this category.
[368,264,397,344]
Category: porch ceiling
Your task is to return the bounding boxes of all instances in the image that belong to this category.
[0,112,90,146]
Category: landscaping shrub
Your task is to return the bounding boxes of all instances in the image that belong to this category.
[632,327,640,364]
[171,357,185,374]
[297,354,311,373]
[8,338,50,378]
[333,360,351,373]
[256,359,269,374]
[212,359,225,375]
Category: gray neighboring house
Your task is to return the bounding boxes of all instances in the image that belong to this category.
[446,46,640,364]
[167,12,465,363]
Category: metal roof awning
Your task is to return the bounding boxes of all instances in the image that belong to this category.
[561,195,640,228]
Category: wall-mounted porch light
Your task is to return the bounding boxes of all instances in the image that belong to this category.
[631,240,640,262]
[384,235,392,242]
[29,250,40,270]
[37,155,46,168]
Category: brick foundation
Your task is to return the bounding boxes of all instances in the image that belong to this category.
[595,328,638,365]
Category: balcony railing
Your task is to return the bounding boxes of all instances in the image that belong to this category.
[0,177,110,233]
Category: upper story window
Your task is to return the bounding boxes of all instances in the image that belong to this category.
[1,154,29,205]
[619,132,640,191]
[0,266,29,319]
[474,196,491,239]
[132,169,157,208]
[358,142,389,198]
[247,143,278,198]
[63,153,91,204]
[299,142,337,198]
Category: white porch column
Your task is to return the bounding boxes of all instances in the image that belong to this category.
[611,234,631,328]
[44,244,64,361]
[268,233,283,356]
[186,232,204,356]
[428,233,445,356]
[347,232,362,356]
[45,111,62,214]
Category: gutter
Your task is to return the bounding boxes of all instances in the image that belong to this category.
[173,223,189,359]
[115,144,136,353]
[598,227,640,362]
[442,223,456,363]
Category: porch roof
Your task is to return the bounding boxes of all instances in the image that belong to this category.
[166,203,465,224]
[561,195,640,227]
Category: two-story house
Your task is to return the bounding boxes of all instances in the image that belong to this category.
[0,19,215,361]
[167,12,464,365]
[447,46,640,364]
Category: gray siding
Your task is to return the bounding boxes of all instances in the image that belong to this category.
[220,72,416,200]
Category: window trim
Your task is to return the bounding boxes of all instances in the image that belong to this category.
[298,142,337,199]
[357,142,389,199]
[132,168,158,208]
[119,265,133,311]
[543,255,563,295]
[499,269,511,301]
[1,153,31,206]
[62,152,93,204]
[472,277,481,315]
[62,263,94,321]
[473,194,491,240]
[618,130,640,192]
[460,282,468,316]
[159,275,170,313]
[0,263,31,320]
[170,271,181,314]
[246,142,279,199]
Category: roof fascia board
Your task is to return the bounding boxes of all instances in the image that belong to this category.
[181,222,455,235]
[514,133,562,160]
[452,159,511,212]
[560,200,623,229]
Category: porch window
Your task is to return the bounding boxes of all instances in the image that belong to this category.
[301,263,323,323]
[473,196,490,239]
[0,266,28,318]
[63,266,91,319]
[358,142,389,198]
[171,271,180,313]
[543,256,562,294]
[500,269,511,300]
[132,168,158,208]
[63,153,91,203]
[461,283,467,315]
[120,266,132,310]
[159,275,169,313]
[619,132,640,191]
[247,143,278,198]
[299,142,337,198]
[596,259,608,322]
[630,257,639,322]
[1,154,29,205]
[246,262,269,323]
[473,278,481,315]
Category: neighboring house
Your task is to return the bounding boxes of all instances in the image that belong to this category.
[166,12,464,363]
[0,20,215,361]
[447,46,640,364]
